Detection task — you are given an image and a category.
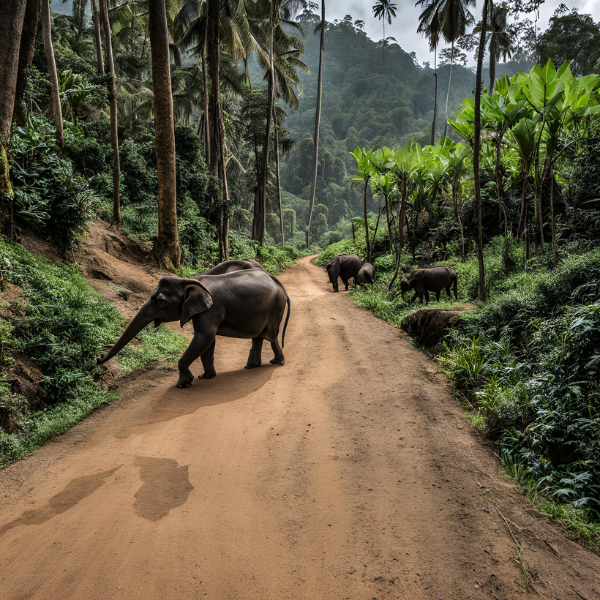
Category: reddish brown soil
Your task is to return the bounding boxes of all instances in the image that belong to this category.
[0,252,599,600]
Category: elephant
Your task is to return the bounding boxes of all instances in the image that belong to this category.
[400,267,458,304]
[325,254,362,292]
[355,262,376,287]
[205,258,264,275]
[97,270,290,388]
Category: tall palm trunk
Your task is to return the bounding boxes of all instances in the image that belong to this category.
[201,40,209,164]
[473,0,488,302]
[207,0,229,260]
[41,0,64,152]
[148,0,182,268]
[442,42,454,138]
[431,45,437,145]
[495,136,508,238]
[306,0,325,248]
[381,20,385,64]
[14,0,40,126]
[363,178,371,261]
[99,0,121,225]
[389,178,407,290]
[91,0,105,75]
[0,0,28,238]
[254,0,275,245]
[273,105,284,249]
[489,31,496,93]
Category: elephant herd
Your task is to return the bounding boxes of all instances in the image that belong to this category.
[97,254,458,388]
[325,254,458,306]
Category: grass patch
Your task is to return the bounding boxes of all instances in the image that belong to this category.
[539,500,600,553]
[0,236,189,467]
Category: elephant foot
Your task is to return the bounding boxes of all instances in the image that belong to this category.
[176,369,194,388]
[244,361,261,370]
[198,372,216,380]
[270,356,285,366]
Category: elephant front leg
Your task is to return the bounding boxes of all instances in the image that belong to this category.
[245,338,263,369]
[270,339,285,365]
[343,278,349,291]
[198,339,216,379]
[178,334,216,388]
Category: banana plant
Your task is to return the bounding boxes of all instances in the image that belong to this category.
[350,146,379,261]
[368,146,396,251]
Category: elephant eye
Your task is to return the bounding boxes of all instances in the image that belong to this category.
[158,299,166,307]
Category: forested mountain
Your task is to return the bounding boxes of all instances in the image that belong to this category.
[256,13,532,238]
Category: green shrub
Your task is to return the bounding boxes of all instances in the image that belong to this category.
[315,240,361,267]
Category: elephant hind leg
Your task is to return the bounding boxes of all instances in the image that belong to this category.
[436,290,441,301]
[269,339,285,365]
[245,337,263,369]
[446,284,452,299]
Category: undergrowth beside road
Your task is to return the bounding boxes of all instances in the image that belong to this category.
[0,238,187,467]
[318,238,600,553]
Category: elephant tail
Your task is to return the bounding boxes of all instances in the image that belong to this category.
[281,295,291,348]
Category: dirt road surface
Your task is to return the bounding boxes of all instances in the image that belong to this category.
[1,256,599,600]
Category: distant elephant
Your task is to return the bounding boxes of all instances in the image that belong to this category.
[98,270,290,388]
[355,262,376,287]
[205,258,264,275]
[400,267,457,304]
[326,254,362,292]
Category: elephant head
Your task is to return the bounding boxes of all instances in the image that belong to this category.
[400,270,424,301]
[97,276,212,364]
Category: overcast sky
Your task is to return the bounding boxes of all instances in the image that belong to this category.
[320,0,600,66]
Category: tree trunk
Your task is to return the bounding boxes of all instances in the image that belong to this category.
[254,0,275,245]
[0,0,27,238]
[363,180,371,261]
[201,41,209,164]
[41,0,64,152]
[384,194,393,253]
[389,178,407,290]
[456,189,465,261]
[207,0,229,257]
[14,0,39,126]
[489,32,496,93]
[550,164,558,265]
[99,0,121,226]
[516,169,528,241]
[495,137,508,238]
[442,42,454,138]
[91,0,105,76]
[431,45,437,145]
[306,0,325,248]
[274,105,285,249]
[148,0,182,269]
[473,0,488,302]
[319,154,326,204]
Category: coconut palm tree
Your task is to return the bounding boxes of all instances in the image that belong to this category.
[416,0,475,137]
[417,5,441,145]
[306,0,325,248]
[148,0,182,268]
[474,2,512,93]
[372,0,397,65]
[42,0,65,152]
[99,0,121,225]
[0,0,27,237]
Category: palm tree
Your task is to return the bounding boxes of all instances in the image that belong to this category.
[42,0,65,152]
[473,0,489,302]
[416,5,441,145]
[306,0,325,248]
[0,0,27,237]
[417,0,475,137]
[372,0,397,65]
[481,3,512,93]
[90,0,105,76]
[148,0,182,268]
[99,0,121,226]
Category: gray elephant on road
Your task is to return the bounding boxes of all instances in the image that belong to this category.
[400,267,457,304]
[355,262,376,287]
[98,270,290,388]
[326,254,362,292]
[205,259,264,275]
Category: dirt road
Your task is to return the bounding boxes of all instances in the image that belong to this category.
[1,256,599,600]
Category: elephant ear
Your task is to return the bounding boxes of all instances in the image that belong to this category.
[180,282,213,327]
[412,270,425,281]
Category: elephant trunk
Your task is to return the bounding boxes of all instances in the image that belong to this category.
[97,301,154,364]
